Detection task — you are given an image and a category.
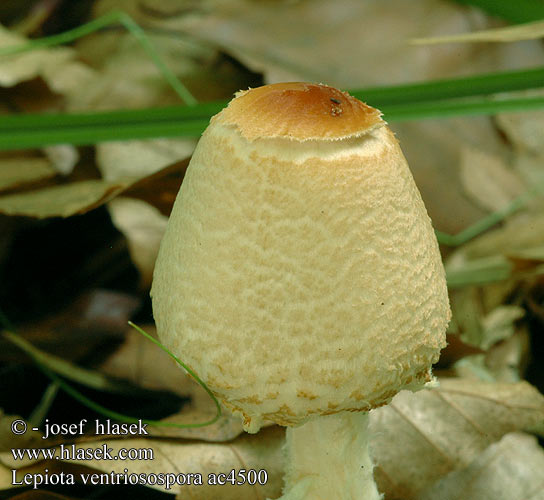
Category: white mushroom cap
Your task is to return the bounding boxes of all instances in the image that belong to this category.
[151,82,450,433]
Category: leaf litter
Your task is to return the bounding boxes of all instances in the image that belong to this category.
[0,1,544,498]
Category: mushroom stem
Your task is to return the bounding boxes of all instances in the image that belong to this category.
[277,412,381,500]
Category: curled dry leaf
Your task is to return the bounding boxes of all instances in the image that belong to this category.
[370,378,544,499]
[417,433,544,500]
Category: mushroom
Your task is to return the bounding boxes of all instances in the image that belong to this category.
[151,82,451,499]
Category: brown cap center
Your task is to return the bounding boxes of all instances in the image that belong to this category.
[213,82,384,141]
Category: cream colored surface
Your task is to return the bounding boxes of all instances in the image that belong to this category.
[151,85,450,432]
[281,412,381,500]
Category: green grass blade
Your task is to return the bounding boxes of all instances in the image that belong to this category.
[2,329,143,393]
[384,95,544,122]
[436,186,538,246]
[1,65,544,150]
[2,92,544,150]
[454,0,544,23]
[351,67,544,106]
[445,255,513,288]
[128,321,222,426]
[0,117,210,150]
[0,102,223,131]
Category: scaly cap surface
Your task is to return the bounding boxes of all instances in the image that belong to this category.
[151,83,450,432]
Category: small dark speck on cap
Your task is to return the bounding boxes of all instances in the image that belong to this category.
[330,97,341,104]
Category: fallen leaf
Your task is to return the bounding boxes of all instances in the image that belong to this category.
[0,24,95,95]
[459,146,525,212]
[0,177,136,218]
[417,433,544,500]
[495,91,544,156]
[480,305,525,350]
[68,30,215,111]
[96,139,195,181]
[145,0,495,86]
[370,378,544,499]
[99,325,187,397]
[454,327,530,383]
[0,157,56,192]
[453,355,496,383]
[107,197,168,287]
[42,145,79,176]
[485,328,531,382]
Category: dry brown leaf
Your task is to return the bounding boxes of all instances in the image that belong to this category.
[134,0,494,86]
[418,433,544,500]
[479,305,525,350]
[459,146,526,212]
[0,24,95,94]
[68,30,215,111]
[96,139,195,181]
[108,198,168,287]
[0,177,137,218]
[371,378,544,499]
[0,157,56,192]
[485,328,531,382]
[42,145,79,176]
